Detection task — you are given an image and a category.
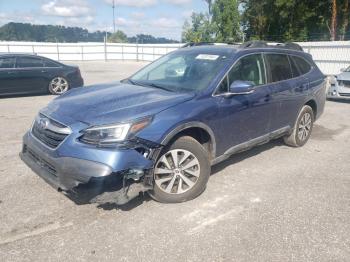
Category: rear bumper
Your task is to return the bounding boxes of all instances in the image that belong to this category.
[70,77,84,88]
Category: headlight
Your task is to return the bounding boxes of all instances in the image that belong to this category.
[80,117,152,145]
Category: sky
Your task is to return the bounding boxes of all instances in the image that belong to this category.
[0,0,208,40]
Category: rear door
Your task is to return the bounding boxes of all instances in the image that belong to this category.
[0,56,17,95]
[15,56,47,94]
[264,53,305,131]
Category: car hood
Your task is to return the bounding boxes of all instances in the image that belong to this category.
[42,82,195,126]
[336,72,350,81]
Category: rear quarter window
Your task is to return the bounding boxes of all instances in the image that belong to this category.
[44,59,60,68]
[291,56,312,75]
[265,54,292,82]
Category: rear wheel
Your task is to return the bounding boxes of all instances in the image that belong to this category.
[49,76,69,95]
[284,105,314,147]
[149,136,210,203]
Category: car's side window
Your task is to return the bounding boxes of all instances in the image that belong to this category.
[16,57,44,68]
[289,56,301,78]
[216,54,266,94]
[291,56,312,75]
[0,57,16,69]
[44,60,59,68]
[265,54,292,82]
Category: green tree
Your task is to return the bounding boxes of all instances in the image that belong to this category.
[242,0,350,42]
[212,0,242,42]
[182,12,214,42]
[108,30,128,43]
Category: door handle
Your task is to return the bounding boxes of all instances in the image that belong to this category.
[7,71,16,74]
[41,70,48,73]
[264,94,271,102]
[296,83,308,92]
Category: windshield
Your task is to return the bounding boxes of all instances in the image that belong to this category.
[129,50,231,92]
[345,66,350,72]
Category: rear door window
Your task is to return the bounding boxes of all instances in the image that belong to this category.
[16,57,44,68]
[265,54,292,82]
[0,57,16,69]
[291,56,312,75]
[289,56,301,77]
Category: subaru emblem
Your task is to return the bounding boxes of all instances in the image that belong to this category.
[39,118,49,129]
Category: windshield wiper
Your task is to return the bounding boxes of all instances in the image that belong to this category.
[124,78,145,86]
[125,78,174,92]
[146,83,174,92]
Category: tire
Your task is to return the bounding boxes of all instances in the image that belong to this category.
[149,136,211,203]
[284,105,314,147]
[48,76,70,95]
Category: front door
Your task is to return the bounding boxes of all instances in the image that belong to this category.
[213,53,274,155]
[0,56,17,95]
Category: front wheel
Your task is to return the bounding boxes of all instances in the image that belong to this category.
[48,76,69,95]
[149,136,210,203]
[284,105,314,147]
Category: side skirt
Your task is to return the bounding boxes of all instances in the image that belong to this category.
[211,126,290,166]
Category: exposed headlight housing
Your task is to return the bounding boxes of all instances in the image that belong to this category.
[80,117,152,145]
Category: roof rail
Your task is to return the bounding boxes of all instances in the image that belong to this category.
[182,42,228,48]
[240,41,304,52]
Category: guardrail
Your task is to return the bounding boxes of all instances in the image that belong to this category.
[0,42,183,62]
[1,41,350,75]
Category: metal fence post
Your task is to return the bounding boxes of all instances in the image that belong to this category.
[32,45,35,54]
[104,38,107,61]
[56,42,60,61]
[122,45,124,61]
[7,44,10,53]
[81,45,84,61]
[136,43,139,62]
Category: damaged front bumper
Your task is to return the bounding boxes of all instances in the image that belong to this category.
[20,131,161,205]
[327,83,350,99]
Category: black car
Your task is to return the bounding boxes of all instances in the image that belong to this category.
[0,53,84,96]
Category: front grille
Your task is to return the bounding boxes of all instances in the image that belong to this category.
[24,145,57,177]
[339,92,350,97]
[31,115,69,149]
[342,80,350,87]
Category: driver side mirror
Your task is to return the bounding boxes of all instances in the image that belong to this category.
[340,68,346,72]
[228,80,255,95]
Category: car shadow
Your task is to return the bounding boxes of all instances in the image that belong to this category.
[0,93,52,99]
[96,193,152,211]
[211,139,285,175]
[327,98,350,104]
[92,139,286,211]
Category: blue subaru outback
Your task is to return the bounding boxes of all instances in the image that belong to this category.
[20,41,326,205]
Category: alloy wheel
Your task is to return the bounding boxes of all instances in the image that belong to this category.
[298,112,312,141]
[154,149,200,194]
[50,77,69,94]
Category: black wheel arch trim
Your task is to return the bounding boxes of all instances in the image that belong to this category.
[160,121,217,159]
